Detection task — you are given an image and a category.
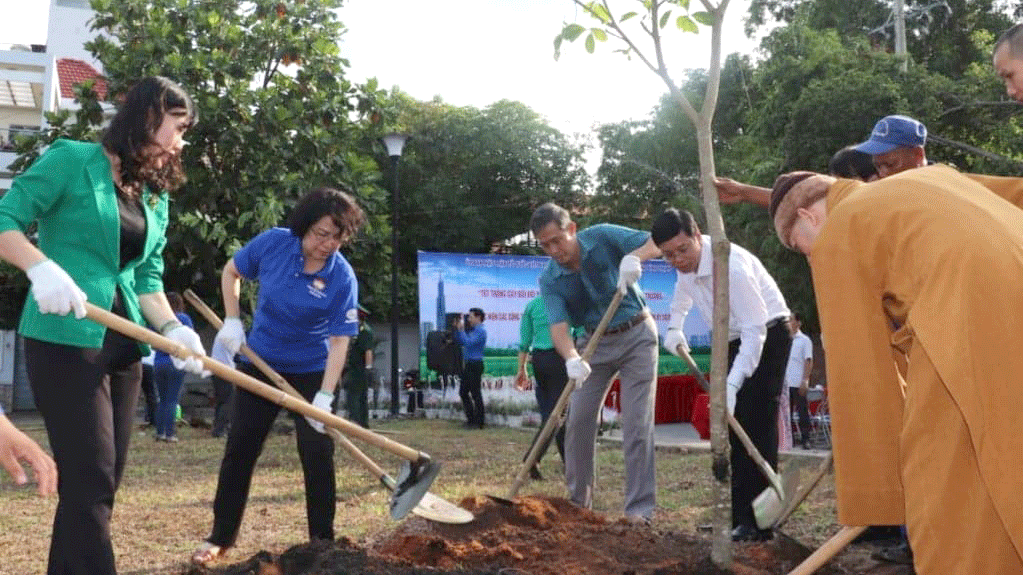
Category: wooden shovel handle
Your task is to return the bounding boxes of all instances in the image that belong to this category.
[84,302,425,463]
[786,526,867,575]
[507,288,627,499]
[182,290,391,480]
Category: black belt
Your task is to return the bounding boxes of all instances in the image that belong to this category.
[730,316,789,343]
[599,311,649,336]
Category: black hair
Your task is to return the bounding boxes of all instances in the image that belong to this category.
[529,202,571,236]
[286,186,365,244]
[101,76,196,196]
[166,291,184,313]
[650,208,698,246]
[995,23,1023,57]
[827,146,877,181]
[469,307,485,322]
[791,311,802,323]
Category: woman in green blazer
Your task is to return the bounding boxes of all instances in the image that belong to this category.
[0,76,206,575]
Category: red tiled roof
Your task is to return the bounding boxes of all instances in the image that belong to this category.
[56,58,108,100]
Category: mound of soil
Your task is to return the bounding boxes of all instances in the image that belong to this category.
[187,496,862,575]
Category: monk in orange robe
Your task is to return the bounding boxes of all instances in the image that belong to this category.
[769,164,1023,575]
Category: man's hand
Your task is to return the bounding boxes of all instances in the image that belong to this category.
[799,381,809,397]
[617,254,642,291]
[215,317,246,356]
[26,259,87,319]
[0,417,57,496]
[662,329,688,358]
[726,372,744,416]
[305,391,334,434]
[515,370,531,391]
[566,357,591,388]
[165,324,206,374]
[715,177,748,205]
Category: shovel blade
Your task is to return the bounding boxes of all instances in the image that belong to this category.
[390,458,442,520]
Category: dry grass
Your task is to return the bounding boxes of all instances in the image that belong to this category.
[0,416,840,575]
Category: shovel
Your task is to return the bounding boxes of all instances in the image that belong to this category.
[183,290,472,524]
[677,345,797,529]
[506,287,626,499]
[786,526,867,575]
[84,302,441,520]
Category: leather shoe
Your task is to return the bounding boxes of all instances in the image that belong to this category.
[731,524,773,542]
[872,541,914,565]
[528,466,543,481]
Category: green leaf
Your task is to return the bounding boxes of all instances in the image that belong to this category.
[620,11,638,21]
[692,11,715,25]
[659,10,671,29]
[592,3,611,23]
[562,23,586,41]
[676,15,698,33]
[591,28,607,42]
[678,0,691,10]
[585,33,595,53]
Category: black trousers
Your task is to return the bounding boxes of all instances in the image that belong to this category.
[211,375,234,437]
[25,330,142,575]
[526,349,567,464]
[460,359,485,426]
[208,363,336,546]
[140,362,157,424]
[789,387,811,446]
[729,321,791,529]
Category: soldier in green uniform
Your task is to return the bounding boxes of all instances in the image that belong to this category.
[343,305,375,427]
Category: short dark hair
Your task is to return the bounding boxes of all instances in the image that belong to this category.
[650,208,698,246]
[828,146,877,181]
[102,76,197,195]
[286,186,365,245]
[791,311,802,323]
[529,202,571,236]
[469,307,485,322]
[166,291,184,313]
[995,23,1023,57]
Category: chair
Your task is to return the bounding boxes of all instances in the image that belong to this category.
[805,386,831,449]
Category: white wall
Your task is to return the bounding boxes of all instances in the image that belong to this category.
[47,0,100,70]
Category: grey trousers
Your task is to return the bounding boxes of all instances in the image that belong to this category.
[565,315,658,518]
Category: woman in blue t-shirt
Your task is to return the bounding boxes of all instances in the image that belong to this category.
[192,187,363,565]
[152,291,195,442]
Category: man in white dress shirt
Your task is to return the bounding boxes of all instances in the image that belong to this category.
[652,208,791,541]
[784,313,814,448]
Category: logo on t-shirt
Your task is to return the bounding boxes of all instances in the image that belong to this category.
[346,308,358,322]
[308,277,327,299]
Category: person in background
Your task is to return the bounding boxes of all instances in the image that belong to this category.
[0,403,57,497]
[139,347,157,427]
[343,305,374,428]
[454,308,487,429]
[994,23,1023,102]
[153,292,194,442]
[192,186,363,565]
[532,202,661,523]
[783,312,814,449]
[0,76,205,575]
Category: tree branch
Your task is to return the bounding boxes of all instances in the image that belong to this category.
[928,133,1023,170]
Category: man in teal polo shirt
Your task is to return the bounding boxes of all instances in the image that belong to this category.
[530,202,662,522]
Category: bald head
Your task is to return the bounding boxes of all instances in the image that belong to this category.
[770,172,835,252]
[994,24,1023,103]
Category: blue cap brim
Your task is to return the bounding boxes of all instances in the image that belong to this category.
[853,140,898,155]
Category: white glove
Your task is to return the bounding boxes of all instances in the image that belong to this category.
[662,329,688,358]
[214,317,246,356]
[726,372,743,416]
[25,260,87,319]
[565,356,591,388]
[305,390,333,434]
[164,324,206,374]
[617,254,642,291]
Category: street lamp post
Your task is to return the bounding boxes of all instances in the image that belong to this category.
[381,133,409,416]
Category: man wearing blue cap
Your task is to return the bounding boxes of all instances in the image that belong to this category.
[852,115,928,179]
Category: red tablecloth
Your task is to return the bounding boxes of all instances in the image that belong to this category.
[691,393,710,439]
[604,375,702,424]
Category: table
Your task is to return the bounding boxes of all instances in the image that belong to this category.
[604,375,703,424]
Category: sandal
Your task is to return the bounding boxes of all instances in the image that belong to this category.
[191,541,228,566]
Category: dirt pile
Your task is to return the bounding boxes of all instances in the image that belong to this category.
[190,495,842,575]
